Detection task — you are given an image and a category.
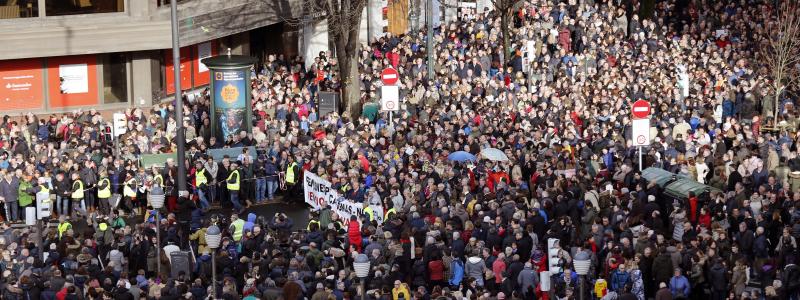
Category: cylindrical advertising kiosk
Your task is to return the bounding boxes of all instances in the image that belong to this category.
[201,53,257,142]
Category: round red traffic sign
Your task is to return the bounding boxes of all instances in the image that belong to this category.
[381,68,399,85]
[632,99,651,119]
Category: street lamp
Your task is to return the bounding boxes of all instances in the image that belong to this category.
[170,0,188,197]
[206,225,221,300]
[573,251,591,300]
[353,253,370,300]
[150,188,165,279]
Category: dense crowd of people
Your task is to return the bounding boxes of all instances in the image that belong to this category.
[0,0,798,299]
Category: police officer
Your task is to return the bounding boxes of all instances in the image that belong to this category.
[229,213,245,243]
[97,169,112,215]
[70,173,85,218]
[284,155,301,202]
[194,160,212,210]
[226,162,244,212]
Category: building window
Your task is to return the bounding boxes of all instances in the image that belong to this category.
[0,0,39,19]
[46,0,124,16]
[101,52,128,103]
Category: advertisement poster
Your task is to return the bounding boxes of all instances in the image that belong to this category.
[48,55,98,108]
[303,172,384,225]
[193,41,217,88]
[58,64,89,94]
[0,59,44,110]
[165,47,193,95]
[213,69,248,139]
[197,42,213,73]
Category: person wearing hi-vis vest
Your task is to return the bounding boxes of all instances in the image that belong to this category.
[284,155,300,201]
[57,215,72,240]
[193,160,212,210]
[123,173,138,215]
[70,172,85,218]
[97,169,112,215]
[28,177,52,220]
[229,213,245,243]
[226,162,244,212]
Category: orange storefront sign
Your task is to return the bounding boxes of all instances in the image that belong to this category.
[0,59,45,110]
[165,47,193,94]
[47,55,99,108]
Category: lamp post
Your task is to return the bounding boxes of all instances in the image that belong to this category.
[426,0,434,80]
[150,188,165,279]
[205,225,222,300]
[170,0,188,196]
[353,253,371,300]
[573,251,591,300]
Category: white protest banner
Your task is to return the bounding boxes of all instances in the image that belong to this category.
[304,172,384,224]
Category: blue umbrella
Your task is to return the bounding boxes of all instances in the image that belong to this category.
[448,151,476,162]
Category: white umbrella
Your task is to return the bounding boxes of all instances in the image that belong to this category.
[481,147,509,161]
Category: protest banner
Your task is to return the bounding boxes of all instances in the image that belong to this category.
[304,172,384,224]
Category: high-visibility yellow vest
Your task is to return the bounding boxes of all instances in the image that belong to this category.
[58,221,72,239]
[123,178,137,197]
[384,207,396,219]
[231,219,245,241]
[226,170,240,191]
[285,162,298,184]
[364,206,374,221]
[307,220,320,231]
[153,174,164,187]
[98,178,111,198]
[196,169,208,186]
[71,180,84,199]
[37,186,50,201]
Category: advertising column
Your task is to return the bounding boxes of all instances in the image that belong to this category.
[201,54,257,142]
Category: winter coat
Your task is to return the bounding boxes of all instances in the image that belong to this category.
[708,263,728,292]
[449,258,465,286]
[630,269,645,300]
[464,256,486,283]
[517,265,538,294]
[655,287,673,300]
[347,221,362,252]
[731,265,747,296]
[652,254,673,286]
[669,275,690,298]
[611,270,631,291]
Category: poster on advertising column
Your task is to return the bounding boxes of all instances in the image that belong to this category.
[303,172,384,225]
[213,69,248,140]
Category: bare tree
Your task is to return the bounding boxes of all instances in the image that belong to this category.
[489,0,525,66]
[288,0,366,120]
[759,1,800,121]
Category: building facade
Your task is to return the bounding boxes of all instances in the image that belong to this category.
[0,0,301,113]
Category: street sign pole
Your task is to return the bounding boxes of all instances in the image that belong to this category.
[639,146,643,172]
[631,99,651,172]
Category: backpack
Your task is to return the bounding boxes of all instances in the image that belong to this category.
[449,259,465,286]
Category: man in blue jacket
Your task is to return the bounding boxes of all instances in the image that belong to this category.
[611,263,631,292]
[669,267,691,298]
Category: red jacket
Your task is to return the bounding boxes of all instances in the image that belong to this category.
[688,197,698,222]
[348,221,362,253]
[428,260,445,281]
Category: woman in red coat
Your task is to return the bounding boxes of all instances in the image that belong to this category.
[428,255,445,288]
[347,215,362,253]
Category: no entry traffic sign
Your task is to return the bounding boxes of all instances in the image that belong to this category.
[381,68,399,85]
[632,99,651,119]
